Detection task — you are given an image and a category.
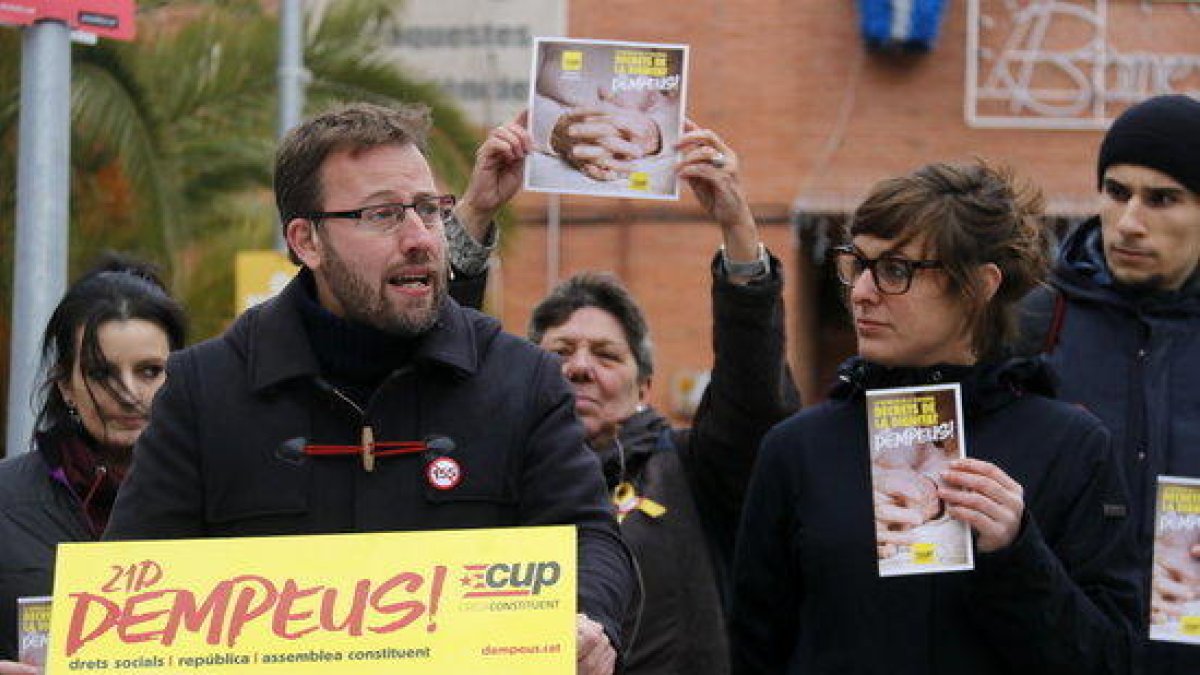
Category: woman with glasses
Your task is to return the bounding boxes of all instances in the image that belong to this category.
[729,161,1139,674]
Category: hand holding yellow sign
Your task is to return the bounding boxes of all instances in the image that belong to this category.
[49,527,575,674]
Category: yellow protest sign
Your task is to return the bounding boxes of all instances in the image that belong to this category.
[49,527,576,674]
[234,250,297,314]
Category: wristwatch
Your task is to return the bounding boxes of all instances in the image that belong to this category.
[720,242,769,279]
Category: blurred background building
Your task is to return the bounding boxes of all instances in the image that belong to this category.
[2,0,1197,447]
[418,0,1198,414]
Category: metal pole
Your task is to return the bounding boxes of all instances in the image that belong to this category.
[546,194,561,291]
[276,0,306,251]
[6,20,72,455]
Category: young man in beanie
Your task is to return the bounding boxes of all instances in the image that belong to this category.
[1019,94,1200,673]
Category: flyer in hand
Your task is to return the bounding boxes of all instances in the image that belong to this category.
[1150,475,1200,644]
[867,383,973,577]
[18,595,52,668]
[526,37,688,200]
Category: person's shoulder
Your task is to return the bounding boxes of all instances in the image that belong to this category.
[177,293,288,368]
[0,450,44,477]
[446,304,565,391]
[163,331,238,373]
[453,303,503,339]
[1018,282,1060,309]
[208,275,313,364]
[1014,284,1066,357]
[781,397,856,427]
[455,304,544,358]
[0,451,49,503]
[216,294,277,353]
[760,399,856,454]
[1005,390,1109,447]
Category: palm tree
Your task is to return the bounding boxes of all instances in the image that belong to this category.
[0,0,482,448]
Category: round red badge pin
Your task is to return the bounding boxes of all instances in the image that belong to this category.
[425,456,462,490]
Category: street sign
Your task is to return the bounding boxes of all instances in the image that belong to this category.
[0,0,135,41]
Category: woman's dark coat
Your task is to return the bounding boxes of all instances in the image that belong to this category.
[731,358,1140,675]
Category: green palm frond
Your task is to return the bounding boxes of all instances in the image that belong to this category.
[0,0,485,387]
[71,57,176,254]
[305,0,479,191]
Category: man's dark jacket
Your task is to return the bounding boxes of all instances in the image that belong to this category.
[1019,217,1200,674]
[105,272,634,645]
[731,358,1140,675]
[595,255,798,675]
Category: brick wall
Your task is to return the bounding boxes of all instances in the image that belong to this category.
[491,0,1199,415]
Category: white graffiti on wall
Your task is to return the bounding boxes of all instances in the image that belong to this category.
[966,0,1200,128]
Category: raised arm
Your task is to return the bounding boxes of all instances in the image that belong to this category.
[674,122,800,550]
[448,112,532,310]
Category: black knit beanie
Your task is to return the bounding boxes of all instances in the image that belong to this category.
[1096,95,1200,195]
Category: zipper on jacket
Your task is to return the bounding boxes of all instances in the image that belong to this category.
[1129,325,1150,464]
[1127,321,1153,543]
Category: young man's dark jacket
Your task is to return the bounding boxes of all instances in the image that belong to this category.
[1018,217,1200,674]
[596,254,798,675]
[730,357,1139,675]
[105,270,635,646]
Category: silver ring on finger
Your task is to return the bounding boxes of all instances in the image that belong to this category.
[710,152,727,169]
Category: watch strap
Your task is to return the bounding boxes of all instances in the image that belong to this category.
[720,242,769,278]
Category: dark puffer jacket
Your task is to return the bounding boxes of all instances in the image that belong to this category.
[1020,217,1200,674]
[731,357,1140,675]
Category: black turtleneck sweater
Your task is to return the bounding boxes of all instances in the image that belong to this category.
[294,274,417,408]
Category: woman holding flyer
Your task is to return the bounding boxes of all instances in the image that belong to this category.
[729,161,1140,674]
[0,255,186,672]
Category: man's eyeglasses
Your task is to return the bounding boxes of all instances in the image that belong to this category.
[296,194,456,234]
[831,245,944,295]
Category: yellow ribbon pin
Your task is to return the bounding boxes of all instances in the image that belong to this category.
[613,482,667,523]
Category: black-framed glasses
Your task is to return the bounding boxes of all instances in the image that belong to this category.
[295,194,456,234]
[831,245,944,295]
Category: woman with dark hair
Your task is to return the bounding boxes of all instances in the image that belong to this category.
[730,161,1140,674]
[0,254,186,669]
